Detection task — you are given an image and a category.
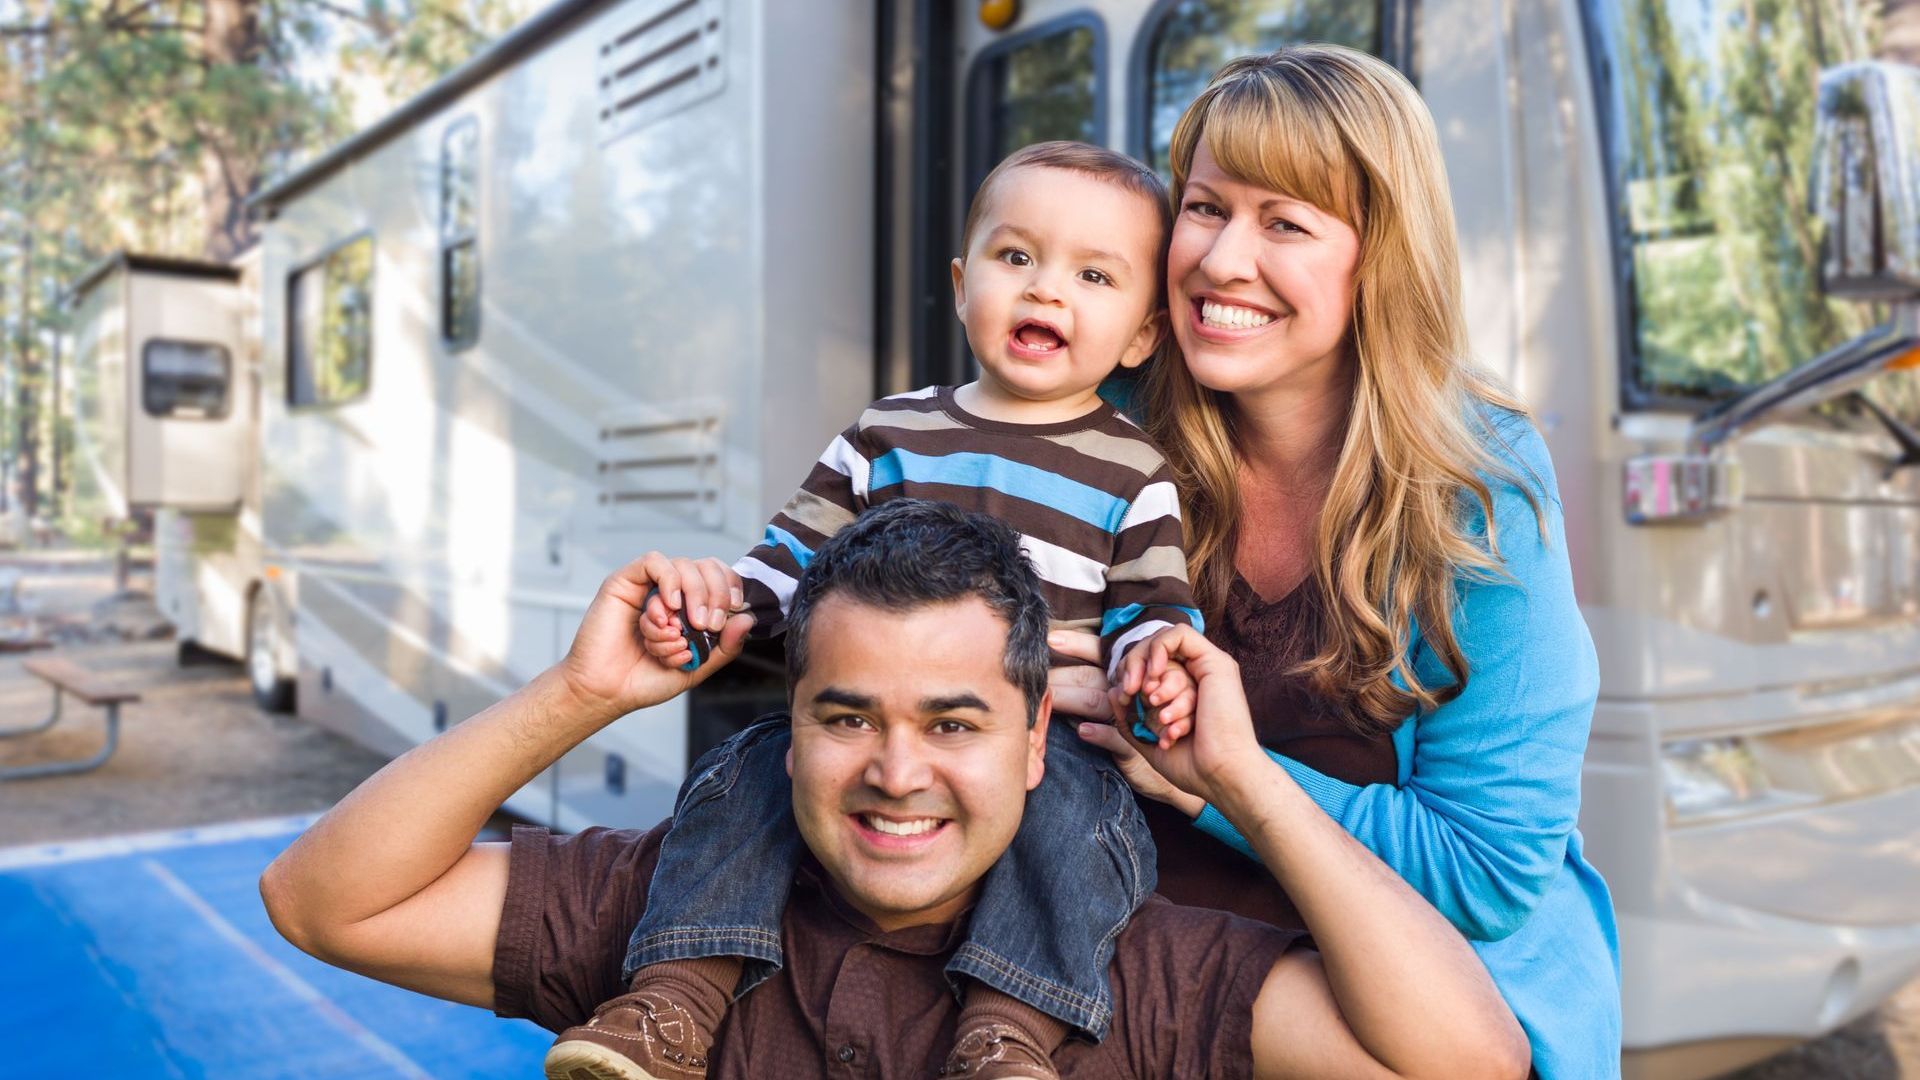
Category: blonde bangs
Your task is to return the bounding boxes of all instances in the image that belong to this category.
[1173,69,1363,230]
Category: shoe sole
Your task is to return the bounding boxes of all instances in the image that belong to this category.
[544,1040,681,1080]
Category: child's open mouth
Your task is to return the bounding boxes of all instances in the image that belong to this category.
[1008,319,1067,359]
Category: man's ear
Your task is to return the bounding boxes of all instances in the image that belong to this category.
[1116,307,1166,371]
[785,743,793,778]
[950,257,968,320]
[1026,688,1052,792]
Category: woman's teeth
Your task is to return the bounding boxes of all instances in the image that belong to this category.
[862,814,941,836]
[1200,300,1276,330]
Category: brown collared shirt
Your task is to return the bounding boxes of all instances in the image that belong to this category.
[492,824,1300,1079]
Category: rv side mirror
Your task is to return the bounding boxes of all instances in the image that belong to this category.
[1813,60,1920,301]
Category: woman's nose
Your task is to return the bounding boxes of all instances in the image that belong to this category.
[1197,217,1259,285]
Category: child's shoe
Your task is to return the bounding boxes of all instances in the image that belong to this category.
[544,957,738,1080]
[938,986,1066,1080]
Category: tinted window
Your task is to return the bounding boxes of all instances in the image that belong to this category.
[142,340,230,418]
[1590,0,1920,421]
[441,117,480,349]
[1143,0,1379,175]
[971,19,1102,186]
[289,236,374,407]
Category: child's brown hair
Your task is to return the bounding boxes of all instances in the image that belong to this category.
[959,141,1172,293]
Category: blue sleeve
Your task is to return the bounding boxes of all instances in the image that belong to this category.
[1192,416,1600,942]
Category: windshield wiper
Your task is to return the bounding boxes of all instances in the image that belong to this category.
[1687,305,1920,453]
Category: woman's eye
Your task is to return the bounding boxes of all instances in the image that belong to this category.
[1269,218,1305,235]
[1079,268,1113,286]
[1183,200,1223,219]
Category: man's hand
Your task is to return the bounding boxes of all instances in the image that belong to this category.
[1105,625,1265,807]
[559,552,753,720]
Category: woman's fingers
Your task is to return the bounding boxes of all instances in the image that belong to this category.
[694,559,736,631]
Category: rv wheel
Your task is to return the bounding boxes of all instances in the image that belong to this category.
[248,589,296,713]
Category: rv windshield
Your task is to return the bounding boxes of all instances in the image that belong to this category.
[1587,0,1920,423]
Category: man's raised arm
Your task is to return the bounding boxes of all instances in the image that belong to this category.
[257,553,751,1009]
[1098,627,1532,1080]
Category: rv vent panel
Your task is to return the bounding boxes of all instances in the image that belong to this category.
[596,404,724,529]
[596,0,726,144]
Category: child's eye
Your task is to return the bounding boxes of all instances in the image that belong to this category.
[1182,199,1224,219]
[998,248,1032,266]
[1079,268,1113,286]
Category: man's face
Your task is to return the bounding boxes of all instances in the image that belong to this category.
[787,594,1049,932]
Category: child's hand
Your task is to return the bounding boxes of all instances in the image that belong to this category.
[1142,660,1197,746]
[638,556,750,668]
[1114,638,1195,750]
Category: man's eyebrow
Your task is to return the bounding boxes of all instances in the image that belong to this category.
[810,687,876,711]
[921,692,992,714]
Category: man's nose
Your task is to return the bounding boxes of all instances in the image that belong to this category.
[1198,216,1260,285]
[863,730,933,798]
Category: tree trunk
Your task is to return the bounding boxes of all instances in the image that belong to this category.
[200,0,264,261]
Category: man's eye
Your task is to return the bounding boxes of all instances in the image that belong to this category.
[1079,268,1113,286]
[829,714,874,732]
[933,720,972,735]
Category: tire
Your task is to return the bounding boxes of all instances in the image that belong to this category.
[247,588,296,714]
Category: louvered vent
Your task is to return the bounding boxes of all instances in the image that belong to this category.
[596,404,724,529]
[596,0,726,144]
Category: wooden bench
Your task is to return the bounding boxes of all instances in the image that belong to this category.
[0,656,141,781]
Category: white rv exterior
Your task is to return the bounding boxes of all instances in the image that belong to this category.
[91,0,1920,1074]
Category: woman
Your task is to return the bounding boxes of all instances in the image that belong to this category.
[1065,45,1621,1079]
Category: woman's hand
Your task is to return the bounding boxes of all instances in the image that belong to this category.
[558,552,752,722]
[1045,629,1115,719]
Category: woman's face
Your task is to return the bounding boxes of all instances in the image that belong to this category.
[1167,143,1362,402]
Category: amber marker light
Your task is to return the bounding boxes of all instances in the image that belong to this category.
[1889,345,1920,371]
[978,0,1019,31]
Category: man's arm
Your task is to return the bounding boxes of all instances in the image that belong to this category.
[1088,626,1531,1080]
[257,553,752,1009]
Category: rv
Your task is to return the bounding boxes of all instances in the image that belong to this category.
[68,0,1920,1075]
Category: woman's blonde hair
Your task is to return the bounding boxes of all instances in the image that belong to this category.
[1142,44,1540,735]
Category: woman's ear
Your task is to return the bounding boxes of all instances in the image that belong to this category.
[950,257,968,320]
[1117,307,1167,371]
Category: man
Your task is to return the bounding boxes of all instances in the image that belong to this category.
[261,500,1527,1079]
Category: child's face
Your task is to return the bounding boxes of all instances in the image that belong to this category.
[951,167,1164,405]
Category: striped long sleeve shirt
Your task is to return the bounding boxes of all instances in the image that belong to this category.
[734,386,1202,676]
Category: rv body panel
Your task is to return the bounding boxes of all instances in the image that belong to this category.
[253,0,874,829]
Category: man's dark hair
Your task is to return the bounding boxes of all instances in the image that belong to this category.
[785,500,1051,724]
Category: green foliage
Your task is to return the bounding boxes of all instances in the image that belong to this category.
[0,0,530,526]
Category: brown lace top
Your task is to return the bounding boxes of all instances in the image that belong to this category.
[1141,575,1397,930]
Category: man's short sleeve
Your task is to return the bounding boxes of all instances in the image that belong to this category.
[1107,896,1303,1079]
[492,823,668,1032]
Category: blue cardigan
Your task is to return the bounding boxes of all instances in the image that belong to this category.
[1190,409,1622,1079]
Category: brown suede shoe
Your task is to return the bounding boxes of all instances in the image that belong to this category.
[544,989,712,1080]
[938,1020,1060,1080]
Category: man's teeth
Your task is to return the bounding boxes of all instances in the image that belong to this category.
[862,814,941,836]
[1200,300,1276,329]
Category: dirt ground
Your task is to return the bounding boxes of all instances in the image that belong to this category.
[0,551,1914,1078]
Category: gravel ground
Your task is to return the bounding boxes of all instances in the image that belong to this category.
[0,551,1914,1078]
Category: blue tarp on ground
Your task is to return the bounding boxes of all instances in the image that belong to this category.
[0,818,550,1078]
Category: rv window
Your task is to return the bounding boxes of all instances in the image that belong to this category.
[1140,0,1379,176]
[441,117,480,350]
[142,340,230,419]
[968,15,1103,188]
[1589,0,1920,421]
[288,236,374,407]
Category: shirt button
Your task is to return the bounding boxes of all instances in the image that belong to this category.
[837,1044,856,1063]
